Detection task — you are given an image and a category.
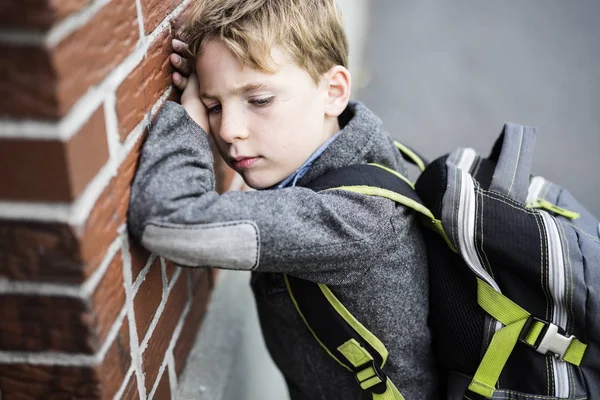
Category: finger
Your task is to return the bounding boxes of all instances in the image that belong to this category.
[172,38,190,56]
[172,71,188,90]
[170,53,192,76]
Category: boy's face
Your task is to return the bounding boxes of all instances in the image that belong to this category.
[196,39,337,189]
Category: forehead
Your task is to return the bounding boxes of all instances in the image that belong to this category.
[195,39,314,94]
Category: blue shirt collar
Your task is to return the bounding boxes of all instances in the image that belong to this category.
[276,131,342,189]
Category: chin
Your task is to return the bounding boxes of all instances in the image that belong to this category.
[240,174,275,190]
[240,170,289,190]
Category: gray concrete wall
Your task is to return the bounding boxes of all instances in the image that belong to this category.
[359,0,600,216]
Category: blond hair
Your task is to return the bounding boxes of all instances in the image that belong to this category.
[181,0,348,84]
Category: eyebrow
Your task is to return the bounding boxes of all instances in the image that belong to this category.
[200,82,271,100]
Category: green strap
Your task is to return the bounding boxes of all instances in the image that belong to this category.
[286,276,405,399]
[469,278,588,398]
[367,163,415,189]
[320,285,389,364]
[324,184,458,252]
[393,140,426,172]
[527,198,580,220]
[338,339,405,400]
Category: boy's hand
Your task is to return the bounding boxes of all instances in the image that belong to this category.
[170,39,192,90]
[170,39,210,134]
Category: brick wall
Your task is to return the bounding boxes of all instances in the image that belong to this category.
[0,1,244,398]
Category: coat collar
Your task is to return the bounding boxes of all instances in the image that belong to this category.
[296,100,407,187]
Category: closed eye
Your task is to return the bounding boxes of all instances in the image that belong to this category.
[207,104,222,114]
[249,96,274,107]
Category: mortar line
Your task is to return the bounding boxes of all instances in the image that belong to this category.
[161,257,168,292]
[104,93,122,160]
[167,350,178,398]
[113,365,135,400]
[134,0,146,40]
[120,231,147,400]
[148,297,191,400]
[139,267,182,354]
[132,254,157,296]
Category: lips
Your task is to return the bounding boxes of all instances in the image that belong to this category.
[232,156,260,170]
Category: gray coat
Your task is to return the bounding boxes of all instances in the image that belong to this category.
[128,100,439,399]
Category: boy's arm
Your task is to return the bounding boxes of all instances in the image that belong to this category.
[128,102,400,283]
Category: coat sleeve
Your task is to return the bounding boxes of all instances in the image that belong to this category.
[127,101,404,284]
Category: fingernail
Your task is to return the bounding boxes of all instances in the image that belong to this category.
[174,75,180,83]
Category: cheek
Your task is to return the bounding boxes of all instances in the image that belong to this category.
[212,135,229,160]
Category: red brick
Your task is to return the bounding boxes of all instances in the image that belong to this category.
[0,132,146,284]
[0,221,81,283]
[79,130,146,278]
[0,315,130,399]
[153,369,172,400]
[93,251,127,344]
[0,0,91,30]
[115,130,147,223]
[142,272,187,393]
[0,106,108,202]
[117,30,173,140]
[121,373,140,400]
[100,315,132,399]
[0,363,100,399]
[174,270,212,376]
[0,251,125,353]
[0,0,139,119]
[141,0,183,34]
[134,256,163,341]
[130,241,152,283]
[0,44,57,118]
[0,293,90,353]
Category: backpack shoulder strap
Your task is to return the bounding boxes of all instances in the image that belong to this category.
[308,163,428,216]
[284,163,420,400]
[309,163,455,251]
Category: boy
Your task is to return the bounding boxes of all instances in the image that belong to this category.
[128,0,438,398]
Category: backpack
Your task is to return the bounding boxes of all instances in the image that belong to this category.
[287,122,599,399]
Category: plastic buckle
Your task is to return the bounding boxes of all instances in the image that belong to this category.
[354,360,388,395]
[519,316,574,360]
[536,323,574,359]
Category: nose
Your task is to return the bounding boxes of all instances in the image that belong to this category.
[217,106,249,143]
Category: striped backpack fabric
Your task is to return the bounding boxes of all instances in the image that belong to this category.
[288,123,599,400]
[415,123,599,398]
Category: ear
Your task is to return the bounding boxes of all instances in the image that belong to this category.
[323,65,351,118]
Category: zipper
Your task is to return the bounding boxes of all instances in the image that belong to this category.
[539,211,570,397]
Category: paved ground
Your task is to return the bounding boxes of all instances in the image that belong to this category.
[359,0,600,217]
